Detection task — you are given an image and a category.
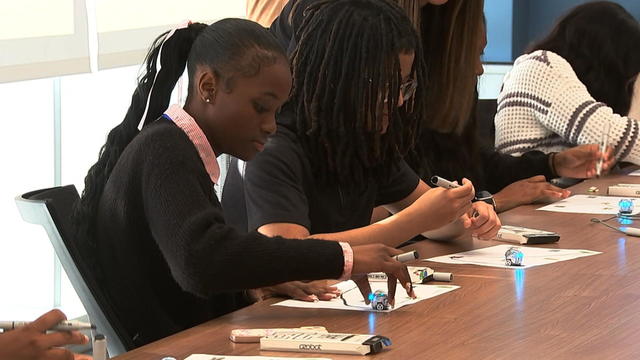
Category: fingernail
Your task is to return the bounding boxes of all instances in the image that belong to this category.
[83,335,89,343]
[311,295,319,302]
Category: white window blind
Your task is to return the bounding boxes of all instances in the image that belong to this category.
[0,0,90,83]
[96,0,247,70]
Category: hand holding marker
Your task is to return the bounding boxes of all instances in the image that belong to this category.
[430,176,478,217]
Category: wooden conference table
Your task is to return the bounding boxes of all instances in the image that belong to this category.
[114,172,640,360]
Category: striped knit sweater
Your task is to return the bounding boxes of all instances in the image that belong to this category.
[494,50,640,165]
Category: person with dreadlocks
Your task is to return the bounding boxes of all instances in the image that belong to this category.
[269,0,447,55]
[267,0,613,217]
[223,0,500,301]
[73,18,414,348]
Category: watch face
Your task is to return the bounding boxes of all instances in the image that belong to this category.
[475,190,493,201]
[474,190,496,209]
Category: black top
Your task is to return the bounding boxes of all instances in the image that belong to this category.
[270,0,556,195]
[226,111,420,234]
[94,119,345,347]
[412,129,555,194]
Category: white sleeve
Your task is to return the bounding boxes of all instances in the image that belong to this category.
[496,51,640,165]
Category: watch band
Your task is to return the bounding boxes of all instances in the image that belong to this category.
[474,190,496,210]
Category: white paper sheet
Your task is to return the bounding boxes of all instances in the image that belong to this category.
[628,169,640,176]
[273,280,459,312]
[186,356,330,360]
[425,244,601,269]
[536,195,640,215]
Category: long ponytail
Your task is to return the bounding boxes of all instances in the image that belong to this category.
[74,23,207,241]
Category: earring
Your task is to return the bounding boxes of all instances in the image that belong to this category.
[205,98,210,103]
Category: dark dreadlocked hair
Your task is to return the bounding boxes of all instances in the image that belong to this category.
[287,0,426,186]
[395,0,423,30]
[74,18,287,242]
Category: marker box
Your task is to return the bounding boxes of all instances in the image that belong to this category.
[494,225,560,245]
[260,331,391,355]
[230,327,327,343]
[608,184,640,197]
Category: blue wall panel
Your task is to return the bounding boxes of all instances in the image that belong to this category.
[484,0,513,63]
[484,0,640,62]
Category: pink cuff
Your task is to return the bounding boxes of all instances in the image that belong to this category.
[338,242,353,281]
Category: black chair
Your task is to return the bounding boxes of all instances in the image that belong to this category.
[221,156,250,232]
[15,185,133,357]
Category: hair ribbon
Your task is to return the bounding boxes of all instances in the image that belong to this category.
[138,20,192,131]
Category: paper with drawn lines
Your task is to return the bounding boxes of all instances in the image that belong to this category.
[425,244,600,269]
[273,280,459,312]
[536,195,640,215]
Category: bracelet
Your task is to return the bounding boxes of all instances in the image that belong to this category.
[549,152,559,178]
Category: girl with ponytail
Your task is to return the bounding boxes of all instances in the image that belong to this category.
[74,19,414,348]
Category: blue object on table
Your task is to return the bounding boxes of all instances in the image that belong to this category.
[505,247,524,266]
[619,199,634,215]
[370,290,389,311]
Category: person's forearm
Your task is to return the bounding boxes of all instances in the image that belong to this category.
[492,191,517,213]
[311,202,438,247]
[420,218,466,240]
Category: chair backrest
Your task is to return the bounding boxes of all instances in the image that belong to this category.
[476,98,498,147]
[221,156,250,232]
[15,185,132,357]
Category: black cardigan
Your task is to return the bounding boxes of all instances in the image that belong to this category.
[94,119,345,347]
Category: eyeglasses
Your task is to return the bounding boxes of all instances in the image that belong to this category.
[383,78,418,103]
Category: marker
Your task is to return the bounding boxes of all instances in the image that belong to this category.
[93,334,107,360]
[432,272,454,282]
[0,320,96,331]
[590,218,640,237]
[430,176,460,189]
[394,251,419,263]
[596,121,611,176]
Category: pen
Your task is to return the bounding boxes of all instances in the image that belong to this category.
[0,320,96,331]
[394,250,420,263]
[596,121,611,176]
